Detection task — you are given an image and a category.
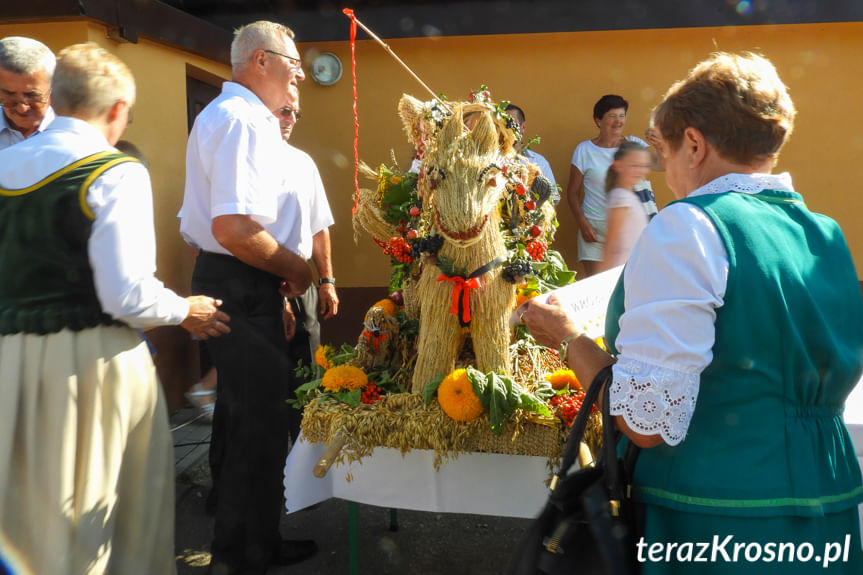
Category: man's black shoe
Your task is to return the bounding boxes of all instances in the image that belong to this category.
[271,539,318,566]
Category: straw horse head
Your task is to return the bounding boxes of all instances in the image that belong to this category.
[401,95,519,392]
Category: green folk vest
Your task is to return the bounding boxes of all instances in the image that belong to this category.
[0,151,139,334]
[605,189,863,517]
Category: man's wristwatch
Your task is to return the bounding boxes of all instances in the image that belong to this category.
[318,277,336,286]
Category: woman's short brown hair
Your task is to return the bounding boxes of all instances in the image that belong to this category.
[652,52,796,165]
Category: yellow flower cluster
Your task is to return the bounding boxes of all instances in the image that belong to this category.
[515,290,539,308]
[314,344,333,370]
[545,369,580,391]
[321,365,368,393]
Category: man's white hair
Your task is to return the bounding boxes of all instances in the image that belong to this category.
[0,36,56,77]
[230,21,295,73]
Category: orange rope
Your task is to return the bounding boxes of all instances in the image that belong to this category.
[343,8,360,214]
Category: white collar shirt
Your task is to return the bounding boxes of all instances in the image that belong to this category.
[179,81,291,255]
[0,105,55,150]
[0,116,189,327]
[276,142,335,260]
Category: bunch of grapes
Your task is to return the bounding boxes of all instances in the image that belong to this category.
[501,259,533,284]
[409,234,444,259]
[548,390,595,426]
[361,382,383,404]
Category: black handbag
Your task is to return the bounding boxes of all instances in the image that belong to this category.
[507,365,641,575]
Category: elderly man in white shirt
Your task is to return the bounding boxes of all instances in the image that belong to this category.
[274,95,338,442]
[178,20,316,575]
[0,43,228,575]
[0,36,56,149]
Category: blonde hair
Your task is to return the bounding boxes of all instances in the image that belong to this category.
[231,20,296,73]
[652,52,796,165]
[51,43,135,118]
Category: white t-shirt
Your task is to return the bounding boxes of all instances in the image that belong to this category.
[605,187,649,261]
[570,135,647,221]
[179,82,293,256]
[277,143,335,260]
[0,116,189,327]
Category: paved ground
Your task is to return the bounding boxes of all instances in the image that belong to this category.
[171,407,533,575]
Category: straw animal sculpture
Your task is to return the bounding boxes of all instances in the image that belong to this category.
[353,93,555,393]
[403,96,518,391]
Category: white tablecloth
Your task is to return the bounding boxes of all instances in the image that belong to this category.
[283,437,550,518]
[285,382,863,529]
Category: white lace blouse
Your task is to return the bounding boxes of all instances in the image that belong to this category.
[608,172,797,445]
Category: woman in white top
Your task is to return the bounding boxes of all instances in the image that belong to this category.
[598,141,652,272]
[565,94,651,277]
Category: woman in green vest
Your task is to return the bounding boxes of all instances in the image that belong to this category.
[522,52,863,573]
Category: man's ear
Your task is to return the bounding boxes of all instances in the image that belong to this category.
[683,126,707,167]
[106,100,126,124]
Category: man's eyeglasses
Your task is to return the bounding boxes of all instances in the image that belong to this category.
[264,49,302,69]
[278,107,302,121]
[0,91,50,109]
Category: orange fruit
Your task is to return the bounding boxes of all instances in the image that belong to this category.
[437,369,485,422]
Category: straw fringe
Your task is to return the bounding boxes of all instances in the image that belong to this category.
[301,341,604,475]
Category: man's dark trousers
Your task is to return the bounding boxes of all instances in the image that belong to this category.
[193,251,296,573]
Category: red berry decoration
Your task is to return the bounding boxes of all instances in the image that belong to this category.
[515,183,527,196]
[531,225,542,237]
[525,200,536,210]
[406,229,419,240]
[409,206,421,217]
[526,239,548,261]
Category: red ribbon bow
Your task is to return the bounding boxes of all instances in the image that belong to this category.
[362,330,388,352]
[437,274,482,324]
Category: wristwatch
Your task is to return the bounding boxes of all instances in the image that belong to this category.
[558,332,579,364]
[318,277,336,286]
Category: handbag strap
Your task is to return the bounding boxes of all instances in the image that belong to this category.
[556,364,612,476]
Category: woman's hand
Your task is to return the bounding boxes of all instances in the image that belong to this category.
[579,220,598,243]
[518,294,580,350]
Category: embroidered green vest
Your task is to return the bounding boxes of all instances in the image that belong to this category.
[0,151,139,334]
[605,189,863,517]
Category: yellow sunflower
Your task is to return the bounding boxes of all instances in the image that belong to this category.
[321,365,368,393]
[314,344,333,370]
[437,369,485,422]
[545,369,580,391]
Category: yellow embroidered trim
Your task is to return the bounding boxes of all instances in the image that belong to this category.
[78,157,140,220]
[0,151,115,196]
